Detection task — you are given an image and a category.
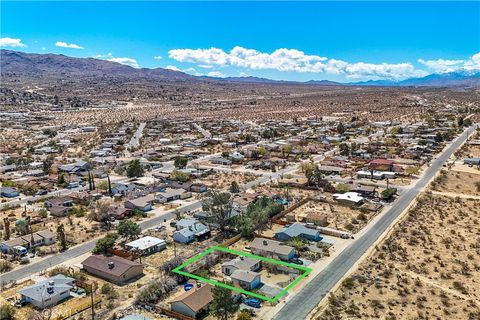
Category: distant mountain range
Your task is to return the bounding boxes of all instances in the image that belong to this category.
[1,49,479,87]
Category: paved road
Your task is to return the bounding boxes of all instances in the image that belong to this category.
[193,122,212,139]
[273,125,476,320]
[0,186,87,209]
[125,122,146,156]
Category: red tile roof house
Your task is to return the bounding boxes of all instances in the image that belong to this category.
[81,255,143,283]
[368,159,394,172]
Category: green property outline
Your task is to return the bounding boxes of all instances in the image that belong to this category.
[172,245,312,303]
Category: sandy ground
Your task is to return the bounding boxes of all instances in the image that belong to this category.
[434,169,480,196]
[315,193,480,320]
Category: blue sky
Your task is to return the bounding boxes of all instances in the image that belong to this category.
[1,1,479,82]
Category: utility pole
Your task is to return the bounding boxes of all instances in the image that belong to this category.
[90,283,95,320]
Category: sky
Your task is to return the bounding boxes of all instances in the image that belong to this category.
[1,1,480,82]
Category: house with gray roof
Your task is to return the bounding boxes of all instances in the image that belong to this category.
[173,219,210,243]
[221,256,260,276]
[275,223,322,242]
[230,270,261,290]
[18,275,74,309]
[250,238,295,261]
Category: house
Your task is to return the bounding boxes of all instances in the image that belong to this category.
[232,193,257,213]
[190,183,207,193]
[0,187,20,198]
[173,219,210,243]
[124,195,154,212]
[45,196,74,217]
[18,275,74,309]
[357,170,385,180]
[333,192,364,206]
[464,157,480,165]
[109,206,132,220]
[230,152,245,162]
[230,270,261,290]
[250,238,295,261]
[0,230,56,254]
[275,223,322,242]
[368,159,394,172]
[0,164,17,173]
[81,255,143,283]
[221,256,261,276]
[210,157,232,165]
[58,160,91,173]
[125,236,166,255]
[45,196,74,209]
[155,188,185,203]
[351,184,378,198]
[111,182,137,196]
[170,284,213,319]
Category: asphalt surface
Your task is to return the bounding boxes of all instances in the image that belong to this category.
[273,125,476,320]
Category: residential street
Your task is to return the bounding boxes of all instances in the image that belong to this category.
[273,125,476,320]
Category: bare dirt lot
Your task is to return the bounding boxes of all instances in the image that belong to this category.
[433,170,480,196]
[315,194,480,320]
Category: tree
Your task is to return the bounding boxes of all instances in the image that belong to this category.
[93,233,118,254]
[126,159,144,178]
[42,156,54,174]
[406,166,420,176]
[235,197,283,238]
[97,180,109,191]
[174,156,188,169]
[381,188,397,201]
[281,144,292,158]
[117,219,141,241]
[237,310,253,320]
[305,164,323,186]
[3,217,10,240]
[337,122,346,135]
[288,236,308,255]
[202,190,232,233]
[339,143,350,156]
[57,224,67,251]
[170,170,189,182]
[88,202,113,229]
[57,173,67,188]
[0,304,16,320]
[107,174,113,196]
[210,283,239,320]
[229,181,240,194]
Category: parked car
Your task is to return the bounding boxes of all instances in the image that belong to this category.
[243,298,262,308]
[169,221,177,228]
[154,225,166,232]
[290,257,303,265]
[35,189,48,196]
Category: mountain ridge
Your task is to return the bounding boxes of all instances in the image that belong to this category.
[1,49,479,87]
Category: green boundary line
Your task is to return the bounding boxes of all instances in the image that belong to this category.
[172,245,312,303]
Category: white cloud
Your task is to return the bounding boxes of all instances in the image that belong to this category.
[168,46,428,80]
[153,56,162,60]
[198,65,214,69]
[207,71,227,78]
[165,65,182,72]
[95,53,140,68]
[418,58,464,73]
[418,52,480,74]
[0,37,26,48]
[461,52,480,72]
[55,41,84,49]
